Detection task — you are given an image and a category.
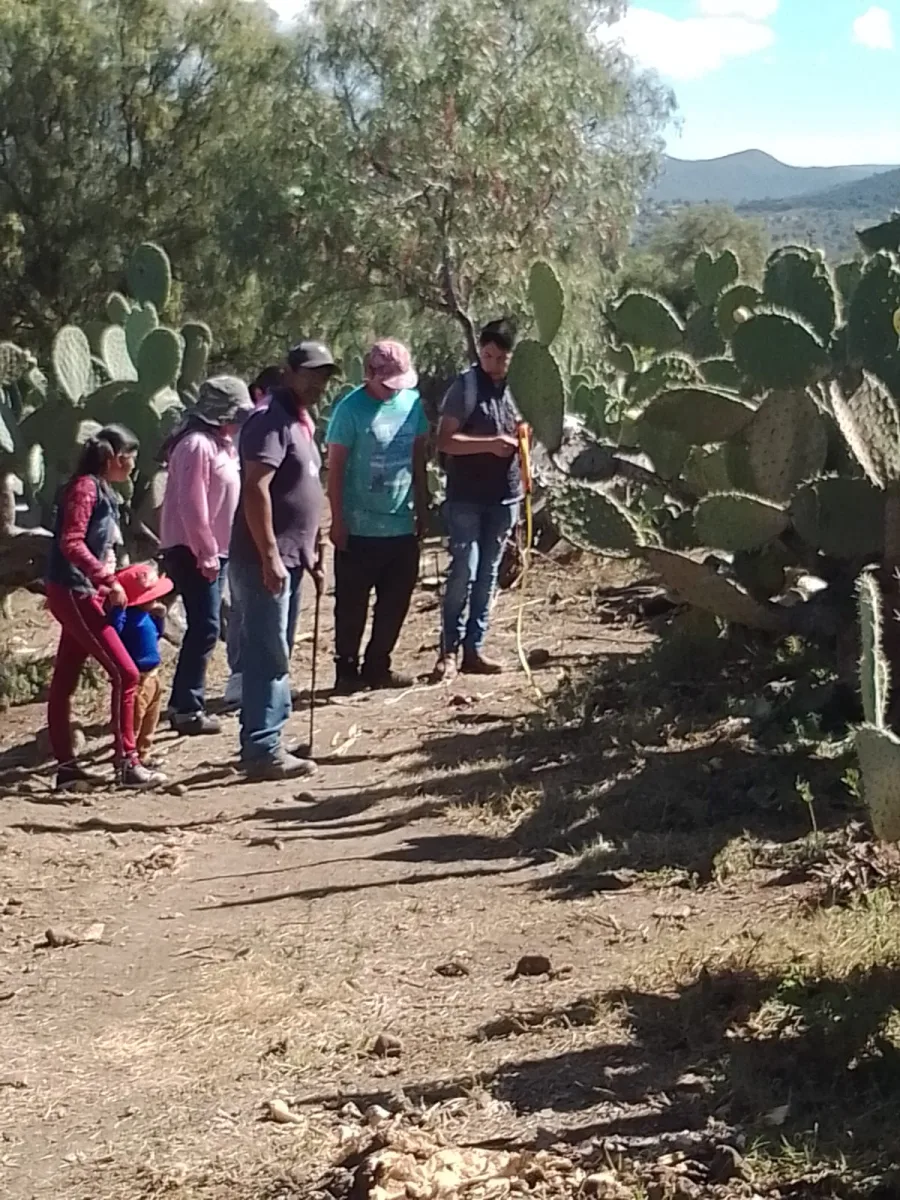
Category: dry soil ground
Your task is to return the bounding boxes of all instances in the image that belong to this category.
[0,548,898,1200]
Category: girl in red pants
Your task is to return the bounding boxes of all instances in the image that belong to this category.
[45,425,164,791]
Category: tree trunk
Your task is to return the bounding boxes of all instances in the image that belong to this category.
[0,472,15,537]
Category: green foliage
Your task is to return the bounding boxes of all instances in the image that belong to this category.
[763,246,837,341]
[610,291,684,351]
[641,386,755,445]
[554,482,641,556]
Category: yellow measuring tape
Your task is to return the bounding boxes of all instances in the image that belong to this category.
[515,422,542,698]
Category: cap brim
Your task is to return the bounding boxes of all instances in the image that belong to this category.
[379,369,418,391]
[303,360,338,374]
[129,577,174,607]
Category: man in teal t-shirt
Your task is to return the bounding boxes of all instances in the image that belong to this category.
[326,339,429,691]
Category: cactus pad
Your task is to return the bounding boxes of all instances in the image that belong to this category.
[628,353,700,404]
[528,261,564,346]
[855,725,900,841]
[763,246,838,341]
[829,373,900,488]
[554,482,641,557]
[179,322,213,394]
[731,308,830,390]
[645,548,786,631]
[835,261,862,307]
[847,251,900,395]
[858,571,890,727]
[694,492,789,552]
[137,329,183,396]
[607,341,635,376]
[700,357,742,391]
[101,326,138,383]
[641,386,755,445]
[743,389,828,502]
[106,292,132,326]
[127,243,172,311]
[570,383,610,437]
[125,302,159,365]
[716,284,762,339]
[507,338,564,453]
[857,215,900,255]
[52,326,92,405]
[635,422,690,480]
[790,476,885,558]
[694,249,739,306]
[0,342,35,386]
[610,291,684,352]
[683,306,726,359]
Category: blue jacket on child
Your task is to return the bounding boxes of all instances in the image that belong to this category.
[109,607,164,673]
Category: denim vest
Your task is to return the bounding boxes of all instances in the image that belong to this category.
[445,368,522,506]
[46,476,119,594]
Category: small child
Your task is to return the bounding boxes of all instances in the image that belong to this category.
[108,563,174,775]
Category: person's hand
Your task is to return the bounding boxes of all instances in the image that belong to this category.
[147,601,167,620]
[262,551,288,595]
[311,560,326,596]
[198,558,220,582]
[330,516,349,552]
[105,581,127,611]
[490,433,518,458]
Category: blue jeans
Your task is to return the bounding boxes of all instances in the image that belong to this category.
[230,556,303,764]
[226,563,301,678]
[442,501,519,655]
[165,546,224,716]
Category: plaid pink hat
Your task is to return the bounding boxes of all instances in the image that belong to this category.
[365,339,418,391]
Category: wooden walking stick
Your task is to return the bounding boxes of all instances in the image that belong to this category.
[308,583,321,756]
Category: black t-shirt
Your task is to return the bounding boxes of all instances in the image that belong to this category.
[441,366,522,506]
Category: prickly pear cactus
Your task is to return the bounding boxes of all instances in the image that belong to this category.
[640,385,755,445]
[693,492,789,553]
[101,326,138,383]
[763,246,837,342]
[731,309,831,390]
[179,322,213,397]
[858,570,889,726]
[52,326,92,405]
[0,343,35,387]
[137,328,182,396]
[829,374,900,489]
[717,284,762,339]
[789,476,885,559]
[106,292,132,326]
[610,292,684,352]
[628,354,700,404]
[683,306,726,359]
[507,339,564,453]
[125,302,160,366]
[855,725,900,841]
[554,481,641,556]
[741,389,828,502]
[694,249,739,307]
[127,243,172,312]
[644,548,786,631]
[847,252,900,396]
[528,261,564,347]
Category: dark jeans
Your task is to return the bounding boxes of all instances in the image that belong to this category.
[230,555,303,764]
[334,535,419,674]
[442,500,519,654]
[164,545,223,716]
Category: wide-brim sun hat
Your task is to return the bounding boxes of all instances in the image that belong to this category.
[365,339,418,391]
[116,562,174,608]
[194,376,254,427]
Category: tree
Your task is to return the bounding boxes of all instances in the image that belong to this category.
[306,0,673,359]
[622,204,770,314]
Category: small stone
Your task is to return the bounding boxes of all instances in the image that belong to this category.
[674,1072,712,1095]
[365,1104,391,1125]
[708,1145,747,1185]
[168,783,187,798]
[508,955,553,979]
[583,1171,629,1198]
[526,647,551,668]
[265,1098,303,1125]
[435,959,470,978]
[370,1033,403,1059]
[295,791,316,804]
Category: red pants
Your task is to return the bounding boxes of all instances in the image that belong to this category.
[46,583,140,764]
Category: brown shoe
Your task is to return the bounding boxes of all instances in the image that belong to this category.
[461,650,504,676]
[431,653,459,683]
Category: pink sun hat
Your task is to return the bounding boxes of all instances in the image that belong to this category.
[365,339,418,391]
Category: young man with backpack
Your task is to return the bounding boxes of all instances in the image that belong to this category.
[433,318,522,680]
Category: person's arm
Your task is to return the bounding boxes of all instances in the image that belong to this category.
[413,435,430,539]
[59,476,121,598]
[176,436,219,581]
[436,380,516,458]
[242,460,286,595]
[325,399,355,552]
[326,443,350,551]
[108,606,126,634]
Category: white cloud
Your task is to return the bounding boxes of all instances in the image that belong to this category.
[697,0,778,17]
[606,6,776,81]
[853,6,894,50]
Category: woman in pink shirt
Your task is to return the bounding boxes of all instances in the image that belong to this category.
[160,377,252,735]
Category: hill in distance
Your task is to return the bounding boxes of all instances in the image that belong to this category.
[652,149,896,205]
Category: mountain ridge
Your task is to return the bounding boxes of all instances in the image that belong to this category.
[653,150,897,205]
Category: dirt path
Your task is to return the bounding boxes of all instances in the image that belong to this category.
[0,553,878,1199]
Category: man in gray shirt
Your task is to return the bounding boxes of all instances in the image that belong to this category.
[230,341,336,779]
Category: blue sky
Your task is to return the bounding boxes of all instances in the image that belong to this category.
[263,0,899,167]
[606,1,899,165]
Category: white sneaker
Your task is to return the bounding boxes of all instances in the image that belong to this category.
[223,673,242,708]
